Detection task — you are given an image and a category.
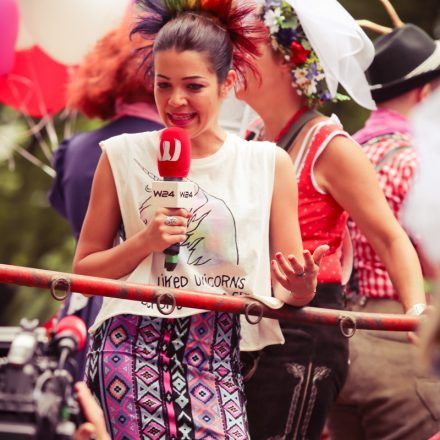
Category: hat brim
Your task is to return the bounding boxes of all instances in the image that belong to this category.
[371,67,440,102]
[371,40,440,102]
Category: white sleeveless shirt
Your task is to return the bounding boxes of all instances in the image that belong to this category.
[89,130,284,350]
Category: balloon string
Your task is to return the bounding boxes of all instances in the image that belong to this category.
[44,116,59,150]
[24,117,53,162]
[5,74,58,174]
[15,145,55,177]
[6,74,55,161]
[60,109,77,140]
[6,74,37,117]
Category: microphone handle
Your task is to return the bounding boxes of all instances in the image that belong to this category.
[164,243,180,271]
[164,176,183,271]
[56,336,77,370]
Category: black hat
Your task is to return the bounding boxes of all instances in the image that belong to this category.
[366,24,440,102]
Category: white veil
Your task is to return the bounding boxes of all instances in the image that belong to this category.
[286,0,376,110]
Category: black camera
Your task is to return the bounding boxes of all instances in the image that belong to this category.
[0,316,87,440]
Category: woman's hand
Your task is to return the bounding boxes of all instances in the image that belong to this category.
[74,153,192,280]
[74,382,110,440]
[408,304,433,345]
[272,245,328,306]
[141,207,191,253]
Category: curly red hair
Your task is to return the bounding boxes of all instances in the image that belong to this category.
[67,11,155,120]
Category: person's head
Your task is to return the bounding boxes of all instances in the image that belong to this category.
[237,1,334,109]
[132,0,263,143]
[236,0,376,112]
[67,10,155,120]
[235,32,303,110]
[366,24,440,111]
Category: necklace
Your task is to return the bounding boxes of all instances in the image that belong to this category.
[274,105,309,143]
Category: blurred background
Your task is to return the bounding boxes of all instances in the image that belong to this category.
[0,0,439,326]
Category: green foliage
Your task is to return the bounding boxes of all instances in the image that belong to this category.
[0,153,75,325]
[0,108,102,325]
[340,0,440,38]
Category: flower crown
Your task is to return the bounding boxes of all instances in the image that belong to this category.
[262,0,349,106]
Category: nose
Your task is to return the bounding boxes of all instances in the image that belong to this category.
[168,89,187,107]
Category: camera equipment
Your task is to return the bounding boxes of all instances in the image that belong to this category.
[0,316,87,440]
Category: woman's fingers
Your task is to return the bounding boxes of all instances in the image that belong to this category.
[144,208,190,252]
[164,234,188,246]
[75,382,104,425]
[312,245,329,267]
[74,423,96,440]
[272,252,317,306]
[303,250,316,273]
[74,382,109,440]
[164,225,187,236]
[302,245,329,273]
[274,245,328,281]
[162,207,192,218]
[158,211,188,242]
[156,208,191,229]
[271,258,288,283]
[275,252,296,276]
[275,252,304,276]
[162,215,188,227]
[271,247,328,306]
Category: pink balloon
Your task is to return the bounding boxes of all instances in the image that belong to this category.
[0,0,19,75]
[0,46,69,117]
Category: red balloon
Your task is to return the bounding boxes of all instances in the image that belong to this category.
[0,46,69,117]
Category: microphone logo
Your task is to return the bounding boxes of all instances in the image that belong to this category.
[160,138,181,162]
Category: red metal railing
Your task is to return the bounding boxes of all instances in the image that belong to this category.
[0,263,419,335]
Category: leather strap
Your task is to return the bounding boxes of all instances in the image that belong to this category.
[278,109,321,153]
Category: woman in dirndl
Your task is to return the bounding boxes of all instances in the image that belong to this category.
[236,1,427,439]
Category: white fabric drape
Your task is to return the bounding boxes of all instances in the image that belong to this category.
[287,0,376,110]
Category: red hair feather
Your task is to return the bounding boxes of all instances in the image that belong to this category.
[135,0,266,86]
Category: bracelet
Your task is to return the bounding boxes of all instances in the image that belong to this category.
[405,303,427,316]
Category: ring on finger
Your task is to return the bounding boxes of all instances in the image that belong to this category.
[295,270,305,278]
[165,216,177,226]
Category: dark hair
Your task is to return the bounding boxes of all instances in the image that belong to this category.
[132,0,264,87]
[153,13,232,83]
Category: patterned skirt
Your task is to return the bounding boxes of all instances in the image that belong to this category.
[85,312,249,440]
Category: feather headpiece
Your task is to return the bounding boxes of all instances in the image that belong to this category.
[133,0,265,83]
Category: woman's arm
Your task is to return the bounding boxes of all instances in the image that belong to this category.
[73,152,189,279]
[316,136,426,311]
[270,148,326,306]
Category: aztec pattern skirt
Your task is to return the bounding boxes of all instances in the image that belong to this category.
[85,312,249,440]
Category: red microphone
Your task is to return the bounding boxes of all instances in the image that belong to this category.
[158,127,191,178]
[153,127,194,271]
[54,316,87,369]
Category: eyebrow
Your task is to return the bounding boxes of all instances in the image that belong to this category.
[156,74,206,80]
